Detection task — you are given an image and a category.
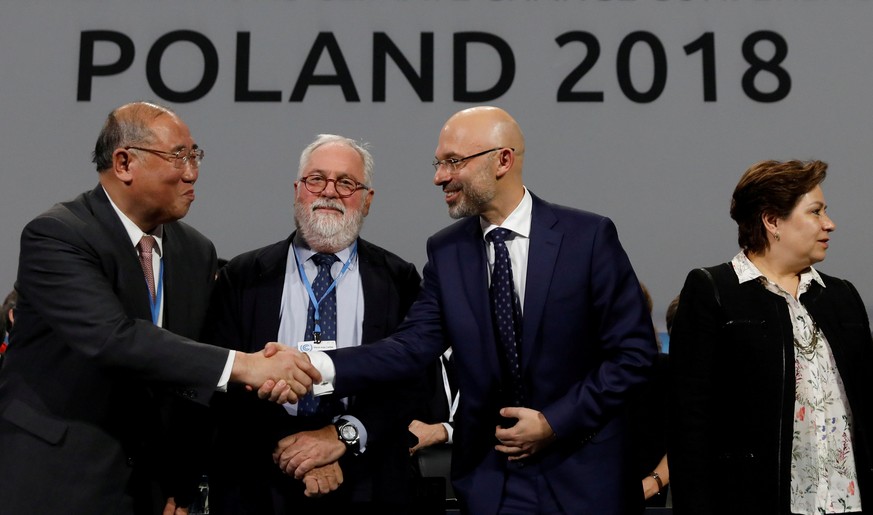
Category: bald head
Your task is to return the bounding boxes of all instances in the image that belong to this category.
[441,106,525,162]
[434,106,526,225]
[92,102,177,172]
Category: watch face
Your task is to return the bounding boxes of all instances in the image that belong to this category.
[340,424,358,441]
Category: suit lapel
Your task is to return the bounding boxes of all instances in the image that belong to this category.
[456,219,503,377]
[251,236,292,348]
[88,186,153,322]
[358,240,390,345]
[520,196,562,371]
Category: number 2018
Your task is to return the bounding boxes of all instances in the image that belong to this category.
[556,31,791,103]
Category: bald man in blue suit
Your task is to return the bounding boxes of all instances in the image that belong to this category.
[275,106,657,515]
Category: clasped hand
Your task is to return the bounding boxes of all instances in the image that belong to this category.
[494,407,556,460]
[235,342,322,404]
[273,425,346,479]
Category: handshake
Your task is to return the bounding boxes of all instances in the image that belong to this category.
[230,342,324,404]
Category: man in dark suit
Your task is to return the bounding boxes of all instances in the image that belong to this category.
[0,102,318,515]
[276,107,658,514]
[208,134,422,514]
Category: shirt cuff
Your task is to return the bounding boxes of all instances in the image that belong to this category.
[306,351,335,396]
[442,422,454,444]
[216,350,235,392]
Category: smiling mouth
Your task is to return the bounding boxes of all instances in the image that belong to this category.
[443,189,460,203]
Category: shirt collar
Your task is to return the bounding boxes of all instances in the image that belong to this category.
[480,186,532,241]
[730,251,825,290]
[292,232,356,269]
[103,186,164,255]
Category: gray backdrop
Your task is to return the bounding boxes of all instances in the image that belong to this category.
[2,0,872,331]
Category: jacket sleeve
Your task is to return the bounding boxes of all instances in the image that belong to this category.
[667,268,723,515]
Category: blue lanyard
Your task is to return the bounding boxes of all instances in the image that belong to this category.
[148,260,163,326]
[292,242,357,342]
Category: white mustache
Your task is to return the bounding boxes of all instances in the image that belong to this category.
[311,199,345,214]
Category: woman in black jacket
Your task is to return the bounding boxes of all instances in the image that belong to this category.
[669,159,873,515]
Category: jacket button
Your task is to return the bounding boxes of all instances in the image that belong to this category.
[127,457,136,467]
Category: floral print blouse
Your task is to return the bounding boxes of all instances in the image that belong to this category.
[731,252,861,514]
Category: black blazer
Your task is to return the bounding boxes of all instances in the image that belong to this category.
[669,263,873,515]
[207,233,422,514]
[0,186,224,514]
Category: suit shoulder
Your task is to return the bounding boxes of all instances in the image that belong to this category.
[23,191,98,238]
[358,238,416,271]
[166,220,214,249]
[427,217,479,246]
[537,198,613,230]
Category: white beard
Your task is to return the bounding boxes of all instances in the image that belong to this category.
[295,197,365,252]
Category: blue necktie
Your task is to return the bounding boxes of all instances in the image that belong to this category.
[298,253,339,416]
[486,228,526,407]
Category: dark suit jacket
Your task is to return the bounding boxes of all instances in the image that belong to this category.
[330,193,658,515]
[0,186,226,514]
[669,263,873,515]
[206,234,422,514]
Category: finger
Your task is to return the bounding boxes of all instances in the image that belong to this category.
[263,342,285,358]
[293,457,317,480]
[327,472,339,492]
[276,385,298,404]
[494,443,524,455]
[257,379,279,400]
[290,366,315,390]
[303,476,320,497]
[288,376,310,399]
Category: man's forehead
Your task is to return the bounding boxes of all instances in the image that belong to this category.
[307,146,364,177]
[149,116,193,149]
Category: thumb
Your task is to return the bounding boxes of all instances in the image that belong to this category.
[263,341,286,357]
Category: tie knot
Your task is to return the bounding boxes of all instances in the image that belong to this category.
[311,253,338,269]
[486,228,512,245]
[137,235,156,254]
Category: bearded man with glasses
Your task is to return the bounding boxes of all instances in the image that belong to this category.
[207,134,423,514]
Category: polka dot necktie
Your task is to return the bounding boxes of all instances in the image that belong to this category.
[486,228,527,407]
[298,253,339,416]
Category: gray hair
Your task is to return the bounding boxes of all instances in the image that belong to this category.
[297,134,374,187]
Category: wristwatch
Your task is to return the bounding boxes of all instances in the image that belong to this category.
[334,418,361,455]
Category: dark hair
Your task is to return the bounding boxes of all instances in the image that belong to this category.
[91,102,174,172]
[730,160,828,254]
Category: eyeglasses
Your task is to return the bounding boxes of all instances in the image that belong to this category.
[297,175,370,198]
[432,147,514,173]
[125,146,204,169]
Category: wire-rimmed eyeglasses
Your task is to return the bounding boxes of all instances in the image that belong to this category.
[432,147,514,173]
[297,175,370,198]
[125,146,204,169]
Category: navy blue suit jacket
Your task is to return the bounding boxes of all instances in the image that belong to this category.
[331,193,657,514]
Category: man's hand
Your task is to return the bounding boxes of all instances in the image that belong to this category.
[231,343,321,404]
[408,419,448,454]
[302,462,344,498]
[273,425,346,479]
[162,497,189,515]
[494,407,556,460]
